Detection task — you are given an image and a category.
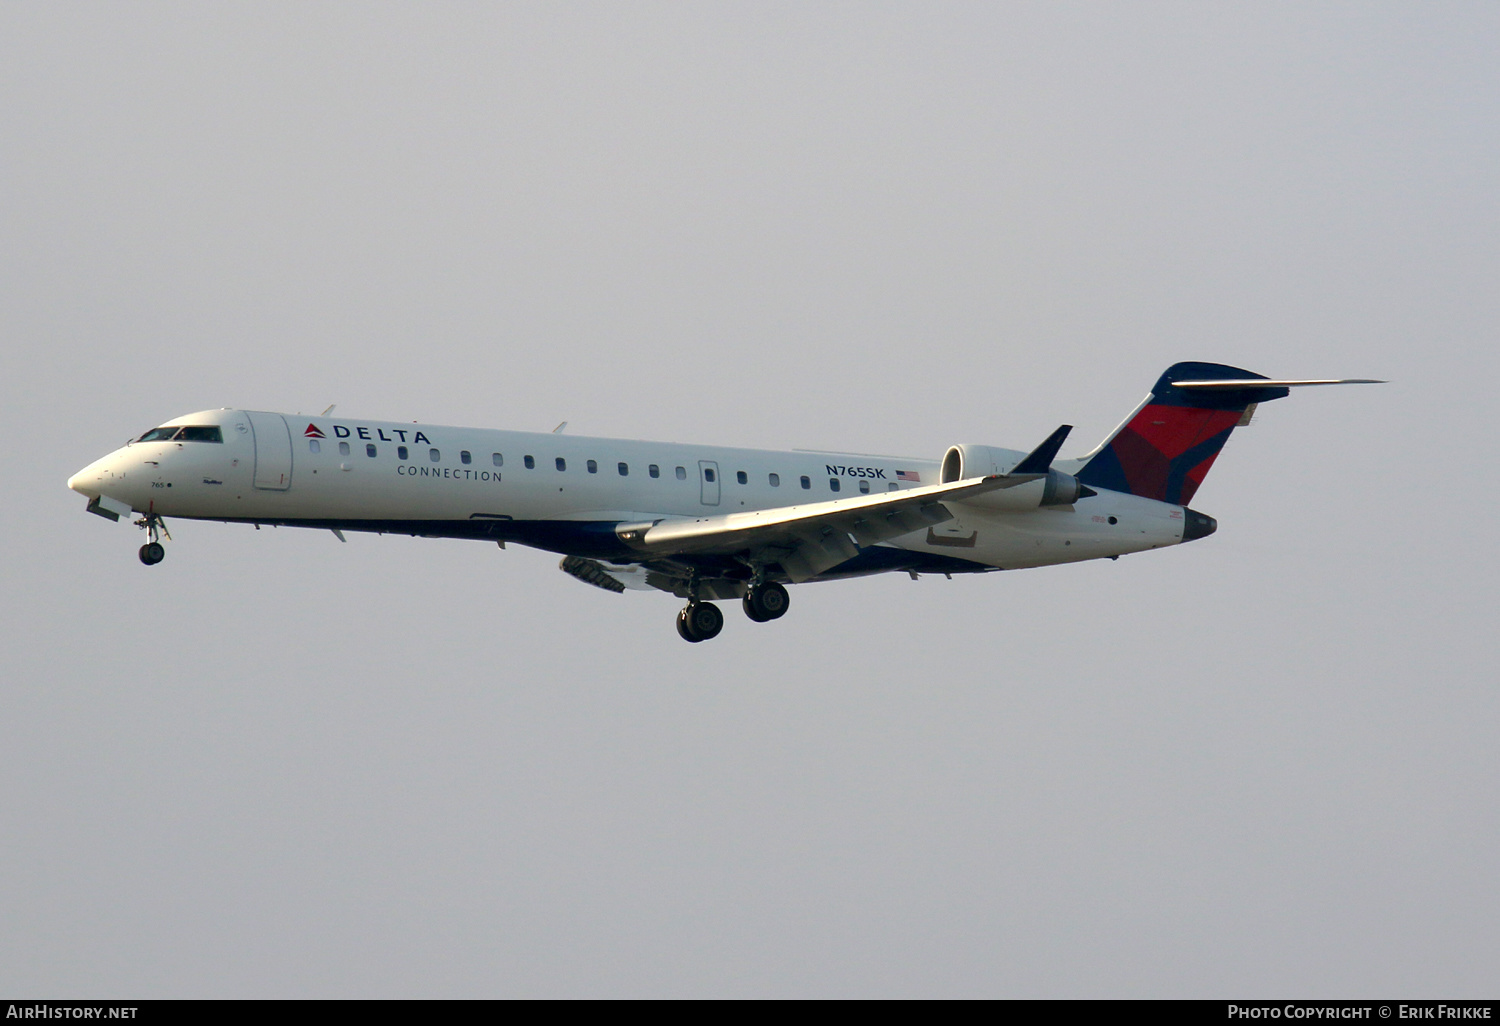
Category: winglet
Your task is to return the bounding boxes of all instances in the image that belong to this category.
[1010,425,1072,475]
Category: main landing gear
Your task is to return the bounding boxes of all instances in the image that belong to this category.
[743,581,789,623]
[676,602,724,643]
[135,513,169,566]
[674,580,791,642]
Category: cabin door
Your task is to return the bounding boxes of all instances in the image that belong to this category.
[247,412,293,490]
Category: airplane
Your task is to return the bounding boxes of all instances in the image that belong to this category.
[67,362,1379,642]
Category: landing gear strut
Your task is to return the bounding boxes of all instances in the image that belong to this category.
[676,602,724,643]
[743,580,789,622]
[135,513,169,566]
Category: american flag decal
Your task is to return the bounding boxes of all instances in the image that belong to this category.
[896,470,920,482]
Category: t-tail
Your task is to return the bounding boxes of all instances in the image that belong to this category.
[1075,361,1383,506]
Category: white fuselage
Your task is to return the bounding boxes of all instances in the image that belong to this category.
[68,408,1192,579]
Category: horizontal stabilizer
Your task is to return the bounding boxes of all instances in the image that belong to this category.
[1011,425,1073,475]
[1077,362,1383,506]
[1173,378,1385,389]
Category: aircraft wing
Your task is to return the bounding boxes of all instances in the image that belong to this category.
[615,474,1015,582]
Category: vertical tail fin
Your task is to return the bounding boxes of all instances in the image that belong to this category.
[1076,362,1290,505]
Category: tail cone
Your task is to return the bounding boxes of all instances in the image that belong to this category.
[1182,508,1217,542]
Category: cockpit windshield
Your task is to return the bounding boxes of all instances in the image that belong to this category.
[137,425,223,443]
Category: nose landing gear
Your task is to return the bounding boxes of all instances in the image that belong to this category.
[135,513,170,565]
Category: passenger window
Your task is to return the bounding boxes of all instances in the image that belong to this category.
[429,448,440,462]
[398,446,409,460]
[769,473,780,487]
[524,455,535,469]
[555,457,566,472]
[339,441,350,456]
[618,462,628,476]
[800,476,811,489]
[736,471,747,485]
[888,482,899,491]
[587,459,597,474]
[460,450,472,465]
[309,439,321,454]
[859,480,870,494]
[366,444,377,457]
[830,478,841,492]
[649,464,660,478]
[675,466,687,480]
[704,468,716,483]
[492,453,503,467]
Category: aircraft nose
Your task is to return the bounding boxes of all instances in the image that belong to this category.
[68,465,97,496]
[1181,507,1217,542]
[68,454,114,498]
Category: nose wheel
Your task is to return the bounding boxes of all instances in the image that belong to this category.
[676,601,724,643]
[134,513,170,566]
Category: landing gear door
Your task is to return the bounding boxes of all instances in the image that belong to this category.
[246,412,293,490]
[699,460,720,506]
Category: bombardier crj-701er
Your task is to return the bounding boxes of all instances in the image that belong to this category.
[69,362,1378,642]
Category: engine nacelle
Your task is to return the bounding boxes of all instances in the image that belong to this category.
[940,444,1088,510]
[940,444,1017,482]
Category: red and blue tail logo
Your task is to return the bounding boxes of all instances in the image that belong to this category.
[1076,362,1289,505]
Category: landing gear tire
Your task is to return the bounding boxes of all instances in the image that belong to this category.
[135,513,169,565]
[677,601,724,642]
[743,581,789,622]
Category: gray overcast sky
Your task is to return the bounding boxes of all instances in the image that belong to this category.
[2,2,1497,998]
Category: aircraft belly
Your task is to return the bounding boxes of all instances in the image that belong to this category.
[808,546,994,580]
[887,493,1186,570]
